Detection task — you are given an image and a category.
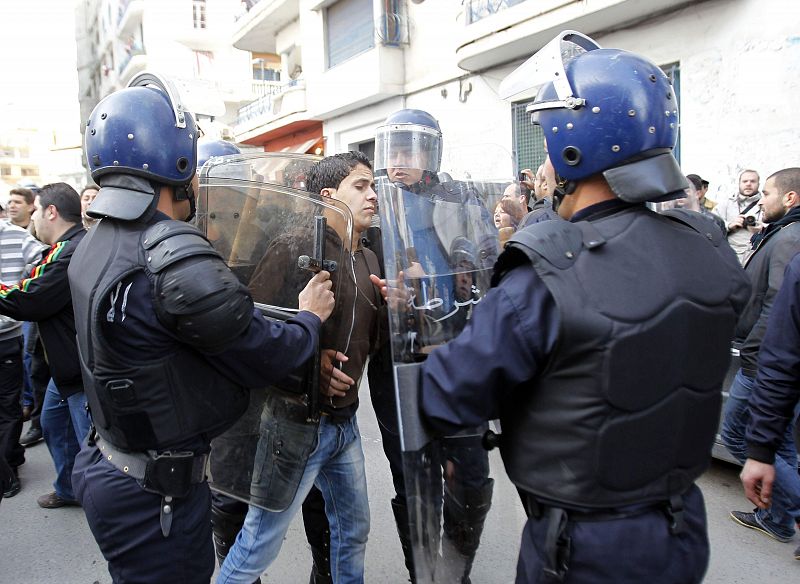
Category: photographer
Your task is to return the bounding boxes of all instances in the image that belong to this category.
[713,169,763,263]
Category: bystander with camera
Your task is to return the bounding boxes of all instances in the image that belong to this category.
[714,169,764,263]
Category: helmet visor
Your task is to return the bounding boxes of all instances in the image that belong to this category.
[499,30,601,112]
[374,123,442,174]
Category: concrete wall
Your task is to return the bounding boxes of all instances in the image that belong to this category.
[598,0,800,202]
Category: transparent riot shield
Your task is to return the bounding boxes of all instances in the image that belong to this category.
[377,148,530,582]
[197,153,359,510]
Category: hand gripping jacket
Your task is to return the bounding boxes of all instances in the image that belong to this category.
[491,206,750,509]
[70,216,254,451]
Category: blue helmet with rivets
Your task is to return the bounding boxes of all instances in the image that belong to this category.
[84,72,198,220]
[532,49,678,182]
[197,139,241,168]
[501,31,687,203]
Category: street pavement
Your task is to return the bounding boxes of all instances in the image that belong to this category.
[1,384,797,583]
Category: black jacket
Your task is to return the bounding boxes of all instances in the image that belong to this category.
[0,223,86,398]
[736,206,800,376]
[746,252,800,463]
[247,227,383,413]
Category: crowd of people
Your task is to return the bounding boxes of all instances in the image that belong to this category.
[0,28,798,584]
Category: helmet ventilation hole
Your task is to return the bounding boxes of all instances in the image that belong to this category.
[562,147,581,166]
[176,157,189,172]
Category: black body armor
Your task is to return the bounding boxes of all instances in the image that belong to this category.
[495,205,748,509]
[70,217,251,451]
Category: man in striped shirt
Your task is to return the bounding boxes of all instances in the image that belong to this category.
[6,187,36,230]
[0,218,46,500]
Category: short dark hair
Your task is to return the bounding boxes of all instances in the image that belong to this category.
[80,184,100,197]
[768,168,800,199]
[8,187,34,205]
[38,183,82,224]
[306,151,372,195]
[686,174,703,190]
[520,183,531,206]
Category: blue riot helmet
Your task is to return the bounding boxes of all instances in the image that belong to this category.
[374,109,443,180]
[449,236,477,270]
[16,180,41,194]
[197,139,241,169]
[500,31,687,203]
[85,72,198,220]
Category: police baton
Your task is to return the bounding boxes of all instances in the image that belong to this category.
[297,216,337,421]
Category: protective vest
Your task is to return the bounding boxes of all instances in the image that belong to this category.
[496,206,746,509]
[70,217,249,451]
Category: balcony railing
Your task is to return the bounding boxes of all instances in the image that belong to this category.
[251,80,283,98]
[465,0,529,24]
[237,80,301,126]
[118,0,131,25]
[117,0,144,35]
[117,0,141,26]
[235,0,265,21]
[118,41,145,74]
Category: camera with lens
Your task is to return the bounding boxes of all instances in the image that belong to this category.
[743,215,756,227]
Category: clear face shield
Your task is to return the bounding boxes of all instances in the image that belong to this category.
[374,124,442,176]
[499,30,602,121]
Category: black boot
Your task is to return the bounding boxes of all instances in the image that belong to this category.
[441,479,495,583]
[211,504,262,584]
[211,505,245,566]
[391,496,416,582]
[303,487,333,584]
[308,532,332,584]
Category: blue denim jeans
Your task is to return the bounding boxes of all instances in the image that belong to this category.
[721,369,800,539]
[40,380,90,500]
[217,415,370,584]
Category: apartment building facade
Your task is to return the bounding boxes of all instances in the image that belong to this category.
[75,0,255,147]
[75,0,800,197]
[234,0,800,196]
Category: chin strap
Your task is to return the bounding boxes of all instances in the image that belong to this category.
[174,182,196,222]
[551,173,575,212]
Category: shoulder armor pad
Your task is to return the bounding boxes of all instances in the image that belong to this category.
[492,220,605,286]
[661,209,724,246]
[142,220,221,273]
[519,204,560,229]
[429,180,470,201]
[440,180,462,194]
[152,259,253,352]
[510,220,605,269]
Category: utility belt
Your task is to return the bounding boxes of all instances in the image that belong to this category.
[519,490,686,583]
[90,429,208,538]
[90,429,207,498]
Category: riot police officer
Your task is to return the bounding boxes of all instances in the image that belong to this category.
[369,108,498,583]
[69,73,335,584]
[190,138,256,573]
[410,32,751,582]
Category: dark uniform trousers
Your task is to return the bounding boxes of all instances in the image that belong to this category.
[73,445,215,584]
[0,337,24,493]
[516,484,709,584]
